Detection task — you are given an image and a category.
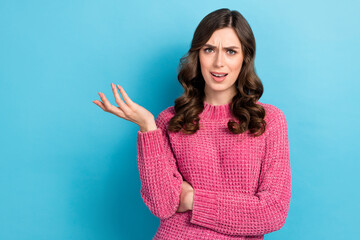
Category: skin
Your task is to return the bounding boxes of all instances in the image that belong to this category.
[92,84,157,132]
[200,27,244,105]
[92,85,194,212]
[92,26,244,213]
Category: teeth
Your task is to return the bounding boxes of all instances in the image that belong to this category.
[212,73,227,77]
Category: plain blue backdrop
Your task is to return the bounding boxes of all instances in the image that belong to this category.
[1,0,359,239]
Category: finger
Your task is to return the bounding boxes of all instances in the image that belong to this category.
[117,84,135,107]
[94,99,129,120]
[94,98,129,120]
[92,100,106,111]
[98,92,116,112]
[111,83,131,113]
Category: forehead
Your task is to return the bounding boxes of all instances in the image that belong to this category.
[206,27,241,46]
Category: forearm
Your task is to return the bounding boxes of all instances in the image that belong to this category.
[137,125,183,219]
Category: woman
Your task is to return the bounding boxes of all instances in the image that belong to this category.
[93,8,291,240]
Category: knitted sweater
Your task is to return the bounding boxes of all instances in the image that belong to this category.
[136,101,291,240]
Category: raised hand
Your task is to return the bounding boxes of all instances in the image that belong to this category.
[93,83,157,132]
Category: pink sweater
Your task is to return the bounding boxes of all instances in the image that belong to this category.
[136,101,291,239]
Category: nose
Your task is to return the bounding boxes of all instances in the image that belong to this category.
[214,51,224,68]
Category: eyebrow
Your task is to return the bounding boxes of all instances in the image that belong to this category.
[203,44,240,49]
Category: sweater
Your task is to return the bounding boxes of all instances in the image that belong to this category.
[136,100,291,239]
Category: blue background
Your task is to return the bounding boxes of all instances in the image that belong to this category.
[1,0,359,239]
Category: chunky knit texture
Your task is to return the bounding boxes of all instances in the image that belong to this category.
[136,101,291,239]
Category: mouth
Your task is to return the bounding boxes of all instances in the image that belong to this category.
[210,72,228,82]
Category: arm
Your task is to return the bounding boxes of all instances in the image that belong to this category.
[136,110,183,219]
[190,109,291,236]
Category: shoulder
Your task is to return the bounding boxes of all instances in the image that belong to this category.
[155,105,176,128]
[256,100,287,130]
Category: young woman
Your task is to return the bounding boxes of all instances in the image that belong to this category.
[93,8,291,240]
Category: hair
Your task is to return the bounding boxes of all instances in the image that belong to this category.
[168,8,266,137]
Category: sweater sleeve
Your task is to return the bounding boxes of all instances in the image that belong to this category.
[189,108,291,236]
[136,110,184,219]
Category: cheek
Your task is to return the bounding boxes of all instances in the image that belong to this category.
[229,58,243,73]
[199,57,209,78]
[199,59,206,69]
[199,54,212,69]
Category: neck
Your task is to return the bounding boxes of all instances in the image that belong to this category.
[203,85,237,106]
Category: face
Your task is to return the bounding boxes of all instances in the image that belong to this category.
[199,27,244,103]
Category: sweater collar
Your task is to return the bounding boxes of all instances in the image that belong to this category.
[199,101,233,120]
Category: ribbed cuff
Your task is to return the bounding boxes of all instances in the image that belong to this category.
[137,129,164,159]
[190,188,218,227]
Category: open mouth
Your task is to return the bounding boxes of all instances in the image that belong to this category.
[210,72,228,82]
[211,72,228,77]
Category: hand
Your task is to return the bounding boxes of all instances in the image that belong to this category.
[93,83,155,130]
[176,180,194,213]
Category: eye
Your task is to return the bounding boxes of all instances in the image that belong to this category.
[227,49,237,55]
[204,48,213,53]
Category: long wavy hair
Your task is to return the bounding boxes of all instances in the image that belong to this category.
[168,8,266,137]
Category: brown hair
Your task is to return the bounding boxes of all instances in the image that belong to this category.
[168,8,266,137]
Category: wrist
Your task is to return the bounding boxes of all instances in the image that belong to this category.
[139,122,157,132]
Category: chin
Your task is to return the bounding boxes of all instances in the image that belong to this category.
[208,85,229,92]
